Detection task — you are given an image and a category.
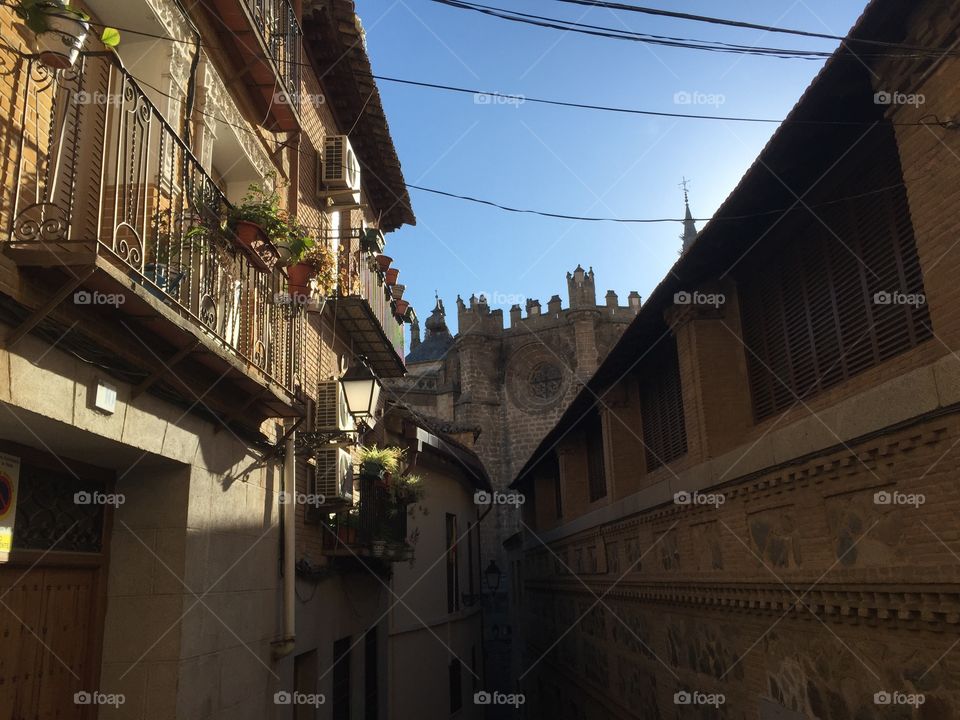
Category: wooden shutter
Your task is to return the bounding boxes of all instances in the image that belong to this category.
[740,125,931,421]
[640,339,688,470]
[585,412,607,501]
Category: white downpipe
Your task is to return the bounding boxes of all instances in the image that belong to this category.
[273,419,297,660]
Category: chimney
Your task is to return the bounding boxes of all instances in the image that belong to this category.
[605,290,618,308]
[510,304,522,326]
[547,295,562,316]
[628,291,641,314]
[526,298,541,317]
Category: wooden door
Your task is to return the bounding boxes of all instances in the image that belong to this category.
[0,566,98,720]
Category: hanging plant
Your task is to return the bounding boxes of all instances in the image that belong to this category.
[15,0,119,69]
[227,183,288,272]
[358,445,405,481]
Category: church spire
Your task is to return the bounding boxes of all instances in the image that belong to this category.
[680,177,698,252]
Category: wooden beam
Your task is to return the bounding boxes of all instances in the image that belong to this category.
[131,340,200,398]
[2,266,95,349]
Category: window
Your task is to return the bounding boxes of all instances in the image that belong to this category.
[739,124,931,421]
[546,450,563,518]
[446,514,460,613]
[364,627,378,720]
[332,636,351,720]
[639,340,688,470]
[585,411,607,501]
[467,521,475,599]
[448,659,463,714]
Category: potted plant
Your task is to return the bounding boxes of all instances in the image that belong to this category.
[391,284,405,301]
[15,0,119,69]
[361,228,385,254]
[375,254,393,273]
[358,446,405,483]
[394,299,410,318]
[227,184,286,272]
[385,267,399,286]
[285,227,336,302]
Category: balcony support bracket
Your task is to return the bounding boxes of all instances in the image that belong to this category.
[216,389,267,434]
[131,340,201,398]
[2,266,96,350]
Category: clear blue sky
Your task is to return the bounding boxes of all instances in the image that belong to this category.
[354,0,869,336]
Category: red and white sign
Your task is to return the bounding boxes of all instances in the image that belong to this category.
[0,452,21,562]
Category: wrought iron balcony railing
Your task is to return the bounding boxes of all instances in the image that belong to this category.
[2,52,304,405]
[327,228,406,378]
[199,0,303,130]
[322,474,412,562]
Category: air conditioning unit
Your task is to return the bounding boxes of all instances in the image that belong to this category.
[322,135,361,192]
[314,446,354,504]
[315,380,354,434]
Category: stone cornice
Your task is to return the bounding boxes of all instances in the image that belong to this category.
[523,580,960,627]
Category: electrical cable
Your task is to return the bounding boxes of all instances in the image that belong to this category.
[548,0,947,52]
[124,72,933,225]
[425,0,957,60]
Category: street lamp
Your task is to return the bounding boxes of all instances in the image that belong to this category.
[340,362,382,428]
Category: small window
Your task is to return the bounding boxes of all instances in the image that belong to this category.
[546,450,562,518]
[449,659,463,714]
[585,411,607,502]
[446,514,460,613]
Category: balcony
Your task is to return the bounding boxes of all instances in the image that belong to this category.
[197,0,303,130]
[1,52,304,425]
[328,229,406,378]
[322,475,413,562]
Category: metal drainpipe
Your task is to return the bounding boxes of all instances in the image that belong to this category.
[273,419,297,660]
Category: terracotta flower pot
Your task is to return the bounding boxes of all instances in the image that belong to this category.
[286,262,314,298]
[394,299,410,317]
[375,254,393,273]
[392,284,406,301]
[385,268,400,286]
[232,220,279,272]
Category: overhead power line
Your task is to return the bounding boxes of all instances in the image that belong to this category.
[427,0,956,60]
[549,0,944,52]
[369,74,945,127]
[406,180,912,224]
